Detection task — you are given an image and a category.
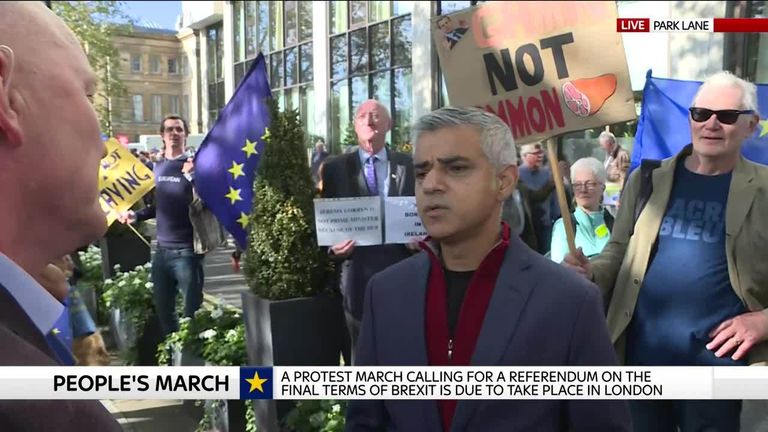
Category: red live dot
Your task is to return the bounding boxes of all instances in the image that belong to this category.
[617,18,650,32]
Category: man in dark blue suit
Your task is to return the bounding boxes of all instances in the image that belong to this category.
[0,2,120,430]
[322,99,415,365]
[345,107,631,431]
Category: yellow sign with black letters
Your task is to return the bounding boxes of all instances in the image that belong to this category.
[98,138,155,226]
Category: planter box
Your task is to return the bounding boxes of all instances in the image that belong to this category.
[171,347,206,367]
[99,231,151,279]
[76,281,99,322]
[109,307,163,366]
[241,291,346,432]
[203,399,247,432]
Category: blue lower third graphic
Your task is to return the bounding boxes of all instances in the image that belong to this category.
[240,367,273,400]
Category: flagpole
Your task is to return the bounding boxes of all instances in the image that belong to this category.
[546,137,577,254]
[125,223,152,248]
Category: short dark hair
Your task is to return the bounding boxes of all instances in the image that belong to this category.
[160,115,190,136]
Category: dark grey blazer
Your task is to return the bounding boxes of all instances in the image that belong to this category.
[345,237,632,431]
[0,283,122,431]
[321,149,416,320]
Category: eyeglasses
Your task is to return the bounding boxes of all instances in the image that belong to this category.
[572,181,601,191]
[689,107,754,125]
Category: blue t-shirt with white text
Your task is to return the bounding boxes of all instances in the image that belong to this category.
[626,162,746,366]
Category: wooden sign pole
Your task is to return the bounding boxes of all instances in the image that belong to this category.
[545,137,576,254]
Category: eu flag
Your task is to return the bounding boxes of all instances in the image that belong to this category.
[240,367,273,400]
[194,54,272,248]
[631,70,768,172]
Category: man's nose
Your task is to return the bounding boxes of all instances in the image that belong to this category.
[422,170,444,193]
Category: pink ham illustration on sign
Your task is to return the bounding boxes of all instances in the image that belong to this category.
[562,74,618,117]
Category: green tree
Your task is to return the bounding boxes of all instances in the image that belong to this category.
[52,1,133,135]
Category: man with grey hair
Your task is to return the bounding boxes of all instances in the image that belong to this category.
[321,99,415,365]
[518,141,560,253]
[565,71,768,430]
[346,107,631,431]
[0,2,121,430]
[599,131,630,187]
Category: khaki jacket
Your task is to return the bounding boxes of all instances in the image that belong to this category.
[592,145,768,365]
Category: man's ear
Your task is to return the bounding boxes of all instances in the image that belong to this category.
[0,45,22,146]
[497,164,518,201]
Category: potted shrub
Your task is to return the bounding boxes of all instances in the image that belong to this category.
[242,102,346,430]
[76,244,104,322]
[102,262,162,365]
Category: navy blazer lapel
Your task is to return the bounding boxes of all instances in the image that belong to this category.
[345,152,367,197]
[0,283,59,362]
[450,238,535,431]
[396,253,431,366]
[387,149,405,197]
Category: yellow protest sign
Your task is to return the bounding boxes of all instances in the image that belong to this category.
[98,138,155,226]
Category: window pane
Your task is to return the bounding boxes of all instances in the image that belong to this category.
[300,84,316,142]
[271,52,284,88]
[152,95,162,122]
[350,28,367,74]
[131,54,142,72]
[393,68,412,147]
[329,1,348,34]
[350,0,367,29]
[350,75,368,113]
[169,95,180,115]
[299,42,313,83]
[182,94,189,120]
[216,26,224,79]
[438,1,472,14]
[298,1,312,42]
[208,85,216,113]
[372,71,391,113]
[258,2,269,54]
[234,1,243,62]
[285,86,299,111]
[269,1,284,52]
[393,1,413,16]
[207,28,216,82]
[392,16,412,67]
[133,95,143,122]
[217,81,225,110]
[331,80,350,149]
[150,55,160,73]
[234,62,245,88]
[245,1,258,58]
[369,1,391,22]
[285,0,298,46]
[330,35,348,80]
[277,89,286,111]
[370,22,389,70]
[168,58,178,74]
[285,47,298,86]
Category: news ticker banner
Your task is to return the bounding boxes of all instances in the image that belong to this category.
[3,366,768,400]
[617,18,768,33]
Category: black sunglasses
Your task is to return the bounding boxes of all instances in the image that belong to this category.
[689,107,754,125]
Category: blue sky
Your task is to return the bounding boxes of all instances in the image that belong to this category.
[123,1,182,30]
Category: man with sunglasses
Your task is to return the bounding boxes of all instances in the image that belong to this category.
[564,71,768,431]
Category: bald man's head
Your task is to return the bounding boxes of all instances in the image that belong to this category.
[354,99,391,154]
[0,1,106,274]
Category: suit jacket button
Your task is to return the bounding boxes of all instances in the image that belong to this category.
[633,278,640,285]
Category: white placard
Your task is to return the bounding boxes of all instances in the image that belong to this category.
[314,197,382,246]
[384,196,427,244]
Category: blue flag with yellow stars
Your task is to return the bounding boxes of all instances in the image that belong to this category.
[240,367,273,400]
[194,53,272,248]
[631,69,768,172]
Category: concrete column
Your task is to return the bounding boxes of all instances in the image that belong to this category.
[411,1,434,121]
[312,1,330,145]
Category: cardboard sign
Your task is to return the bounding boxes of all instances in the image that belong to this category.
[98,138,155,226]
[314,197,382,246]
[434,1,636,145]
[384,197,427,244]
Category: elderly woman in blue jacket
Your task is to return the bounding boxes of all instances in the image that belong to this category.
[550,157,613,263]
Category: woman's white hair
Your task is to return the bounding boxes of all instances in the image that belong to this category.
[570,157,607,184]
[411,107,517,170]
[692,71,759,113]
